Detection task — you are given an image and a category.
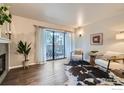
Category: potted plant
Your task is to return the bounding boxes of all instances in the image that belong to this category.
[0,4,12,37]
[17,40,31,69]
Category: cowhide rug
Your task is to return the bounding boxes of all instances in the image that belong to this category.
[64,65,124,86]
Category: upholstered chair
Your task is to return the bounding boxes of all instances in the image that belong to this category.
[70,49,83,61]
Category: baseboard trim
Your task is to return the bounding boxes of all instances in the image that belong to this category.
[9,61,46,70]
[9,62,40,70]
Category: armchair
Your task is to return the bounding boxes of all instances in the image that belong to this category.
[70,49,83,61]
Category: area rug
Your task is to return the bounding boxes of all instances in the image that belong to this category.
[64,65,124,86]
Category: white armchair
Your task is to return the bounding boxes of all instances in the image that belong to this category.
[70,49,83,61]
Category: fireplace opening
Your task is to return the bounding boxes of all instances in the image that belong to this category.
[0,54,6,76]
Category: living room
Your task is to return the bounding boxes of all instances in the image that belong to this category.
[0,1,124,89]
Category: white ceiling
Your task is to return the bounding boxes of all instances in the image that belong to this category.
[9,3,124,28]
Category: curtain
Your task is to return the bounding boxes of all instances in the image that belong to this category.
[71,32,75,51]
[65,32,74,60]
[35,27,46,64]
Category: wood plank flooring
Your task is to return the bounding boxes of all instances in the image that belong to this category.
[2,59,68,85]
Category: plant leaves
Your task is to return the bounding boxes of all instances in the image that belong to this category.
[17,40,31,56]
[0,5,12,25]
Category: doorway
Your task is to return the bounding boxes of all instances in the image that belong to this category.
[45,30,65,60]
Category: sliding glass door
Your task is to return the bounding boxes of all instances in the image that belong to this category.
[46,30,65,60]
[54,32,65,59]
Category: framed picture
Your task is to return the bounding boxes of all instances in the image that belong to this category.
[90,33,103,45]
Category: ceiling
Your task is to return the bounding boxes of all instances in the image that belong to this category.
[9,3,124,28]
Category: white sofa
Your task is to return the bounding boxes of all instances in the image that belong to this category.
[95,59,124,71]
[95,51,124,77]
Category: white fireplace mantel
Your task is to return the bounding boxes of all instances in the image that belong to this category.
[0,37,10,43]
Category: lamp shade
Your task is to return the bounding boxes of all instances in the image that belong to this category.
[116,32,124,40]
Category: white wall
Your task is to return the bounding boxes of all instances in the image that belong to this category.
[75,12,124,60]
[10,15,74,68]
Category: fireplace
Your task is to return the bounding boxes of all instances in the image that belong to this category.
[0,54,6,76]
[0,39,9,84]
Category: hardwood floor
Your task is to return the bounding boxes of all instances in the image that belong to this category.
[2,59,68,85]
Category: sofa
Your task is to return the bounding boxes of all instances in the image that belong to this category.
[95,51,124,78]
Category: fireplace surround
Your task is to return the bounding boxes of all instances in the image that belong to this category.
[0,38,9,84]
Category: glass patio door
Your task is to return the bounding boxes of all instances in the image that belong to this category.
[45,30,65,60]
[54,32,65,59]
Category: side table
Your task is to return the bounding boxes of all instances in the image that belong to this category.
[89,55,96,66]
